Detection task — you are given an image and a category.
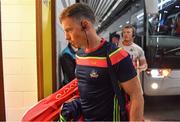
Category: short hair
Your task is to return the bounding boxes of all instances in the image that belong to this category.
[112,34,120,40]
[122,24,136,37]
[60,3,95,24]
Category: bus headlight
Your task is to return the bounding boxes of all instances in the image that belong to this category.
[151,82,159,90]
[162,69,171,77]
[146,69,171,78]
[151,69,159,78]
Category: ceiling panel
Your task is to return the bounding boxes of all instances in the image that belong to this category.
[80,0,130,31]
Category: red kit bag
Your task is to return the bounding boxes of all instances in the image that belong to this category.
[22,78,79,121]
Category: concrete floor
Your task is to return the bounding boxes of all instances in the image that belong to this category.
[144,95,180,121]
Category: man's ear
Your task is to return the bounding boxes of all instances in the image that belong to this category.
[81,20,89,30]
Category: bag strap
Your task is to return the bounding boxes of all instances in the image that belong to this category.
[106,43,128,121]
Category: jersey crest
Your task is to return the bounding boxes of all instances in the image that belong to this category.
[89,70,99,78]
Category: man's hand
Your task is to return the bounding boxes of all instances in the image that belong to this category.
[138,59,148,73]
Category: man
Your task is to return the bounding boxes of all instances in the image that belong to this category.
[119,25,147,73]
[175,14,180,36]
[111,33,120,46]
[59,43,78,86]
[60,3,144,121]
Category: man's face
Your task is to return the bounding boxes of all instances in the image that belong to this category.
[112,37,119,44]
[61,17,86,48]
[122,28,134,42]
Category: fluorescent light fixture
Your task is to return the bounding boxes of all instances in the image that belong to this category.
[112,0,122,11]
[139,21,143,24]
[137,13,144,19]
[126,21,129,24]
[164,11,168,13]
[148,17,153,22]
[158,0,172,7]
[101,0,122,23]
[102,11,111,22]
[102,16,108,22]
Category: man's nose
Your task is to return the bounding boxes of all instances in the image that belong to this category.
[123,33,127,37]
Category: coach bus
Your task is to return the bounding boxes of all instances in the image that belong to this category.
[100,0,180,96]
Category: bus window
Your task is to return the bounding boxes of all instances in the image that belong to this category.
[148,14,159,35]
[148,0,180,37]
[146,0,180,69]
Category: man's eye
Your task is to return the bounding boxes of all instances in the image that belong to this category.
[66,29,72,33]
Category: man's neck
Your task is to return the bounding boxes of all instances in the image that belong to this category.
[85,34,102,50]
[122,40,133,46]
[84,35,103,53]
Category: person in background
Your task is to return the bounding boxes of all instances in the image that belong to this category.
[59,3,144,121]
[175,14,180,36]
[59,43,78,86]
[111,33,120,46]
[119,24,147,73]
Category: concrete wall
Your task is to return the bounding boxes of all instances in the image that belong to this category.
[1,0,37,120]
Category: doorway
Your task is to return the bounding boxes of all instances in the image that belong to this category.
[0,1,6,120]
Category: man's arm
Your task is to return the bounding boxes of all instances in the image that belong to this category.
[138,58,148,72]
[138,46,148,72]
[120,76,144,121]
